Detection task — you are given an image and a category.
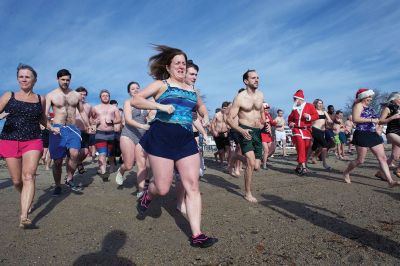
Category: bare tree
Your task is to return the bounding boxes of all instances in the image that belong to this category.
[343,88,391,116]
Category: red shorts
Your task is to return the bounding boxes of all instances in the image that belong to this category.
[261,133,273,143]
[0,139,43,158]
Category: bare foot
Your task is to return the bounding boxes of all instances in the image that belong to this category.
[343,173,351,184]
[244,194,258,203]
[388,181,400,188]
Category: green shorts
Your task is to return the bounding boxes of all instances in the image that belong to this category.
[238,124,262,160]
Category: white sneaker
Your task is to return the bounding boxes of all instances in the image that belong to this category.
[115,168,125,185]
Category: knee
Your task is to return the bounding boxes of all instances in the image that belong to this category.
[13,179,22,188]
[124,162,133,171]
[53,160,63,168]
[247,159,256,169]
[378,155,387,162]
[22,173,35,182]
[156,185,170,196]
[69,150,79,160]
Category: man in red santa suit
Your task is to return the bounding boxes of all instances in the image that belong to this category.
[288,89,319,175]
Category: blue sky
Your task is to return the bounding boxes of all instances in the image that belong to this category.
[1,0,399,122]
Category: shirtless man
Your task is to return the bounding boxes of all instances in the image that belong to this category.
[91,90,121,179]
[46,69,90,196]
[75,87,95,174]
[211,102,230,165]
[274,109,287,156]
[227,70,265,203]
[110,99,123,165]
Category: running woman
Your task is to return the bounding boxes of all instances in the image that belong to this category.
[343,88,400,187]
[0,64,47,228]
[131,45,217,248]
[115,82,150,199]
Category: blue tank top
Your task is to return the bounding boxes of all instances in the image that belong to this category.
[152,81,197,131]
[0,92,43,141]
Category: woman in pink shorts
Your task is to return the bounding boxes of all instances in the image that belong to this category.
[0,64,47,228]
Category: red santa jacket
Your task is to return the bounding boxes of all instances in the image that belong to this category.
[288,102,319,139]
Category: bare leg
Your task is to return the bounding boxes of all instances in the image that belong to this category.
[243,151,257,203]
[66,148,79,181]
[52,159,63,187]
[147,155,174,198]
[20,150,41,220]
[135,144,148,192]
[343,146,367,183]
[262,142,269,169]
[5,158,23,193]
[176,153,201,235]
[118,136,135,176]
[98,154,107,174]
[370,144,400,187]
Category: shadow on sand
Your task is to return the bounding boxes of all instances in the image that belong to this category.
[73,230,135,265]
[260,193,400,259]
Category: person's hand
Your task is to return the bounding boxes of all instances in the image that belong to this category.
[192,112,198,121]
[203,135,209,145]
[371,118,379,124]
[241,128,252,140]
[0,112,9,120]
[142,124,150,130]
[50,126,60,135]
[391,114,400,121]
[303,113,311,120]
[265,124,271,134]
[289,122,295,128]
[159,104,175,114]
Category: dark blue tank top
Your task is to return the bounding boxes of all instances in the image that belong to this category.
[0,92,43,141]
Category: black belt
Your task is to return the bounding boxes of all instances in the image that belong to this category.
[294,126,311,130]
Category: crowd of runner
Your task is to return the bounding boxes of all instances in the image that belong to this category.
[1,45,400,248]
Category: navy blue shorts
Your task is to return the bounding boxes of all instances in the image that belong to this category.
[140,121,198,161]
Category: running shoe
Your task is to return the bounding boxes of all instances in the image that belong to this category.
[65,179,82,191]
[115,168,126,185]
[190,233,218,248]
[136,190,152,215]
[52,186,62,197]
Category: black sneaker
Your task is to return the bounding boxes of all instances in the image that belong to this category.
[65,179,82,191]
[136,190,152,216]
[190,233,218,248]
[52,186,62,197]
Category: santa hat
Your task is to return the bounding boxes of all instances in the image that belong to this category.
[356,88,374,100]
[293,89,304,100]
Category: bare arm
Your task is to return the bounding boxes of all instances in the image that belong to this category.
[77,98,90,129]
[131,80,174,114]
[352,103,379,124]
[193,119,207,136]
[226,96,251,140]
[40,96,47,127]
[0,92,12,118]
[123,100,149,130]
[379,107,400,125]
[194,89,209,126]
[112,106,122,124]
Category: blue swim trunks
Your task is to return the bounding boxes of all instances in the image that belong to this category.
[49,124,82,160]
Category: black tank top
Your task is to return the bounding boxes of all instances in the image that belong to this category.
[386,103,400,134]
[0,92,43,141]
